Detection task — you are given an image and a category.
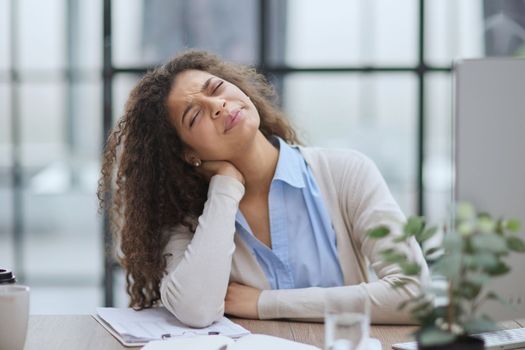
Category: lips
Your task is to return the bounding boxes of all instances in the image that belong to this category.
[224,109,243,133]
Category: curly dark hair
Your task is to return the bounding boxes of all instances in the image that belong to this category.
[97,50,300,309]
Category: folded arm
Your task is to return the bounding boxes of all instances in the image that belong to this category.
[160,175,244,328]
[256,154,428,324]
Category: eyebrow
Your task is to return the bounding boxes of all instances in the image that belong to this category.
[181,77,214,126]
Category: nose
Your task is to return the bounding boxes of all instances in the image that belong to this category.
[211,100,226,119]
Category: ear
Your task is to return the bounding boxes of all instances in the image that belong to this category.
[183,150,200,166]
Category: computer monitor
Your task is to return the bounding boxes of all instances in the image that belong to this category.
[453,58,525,321]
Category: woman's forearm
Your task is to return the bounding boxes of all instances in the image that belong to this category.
[160,175,244,327]
[257,276,421,324]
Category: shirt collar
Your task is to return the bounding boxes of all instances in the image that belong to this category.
[271,137,306,189]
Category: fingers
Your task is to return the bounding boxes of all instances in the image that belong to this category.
[224,283,238,315]
[224,283,261,319]
[196,161,245,184]
[199,160,225,173]
[193,160,225,181]
[225,282,240,300]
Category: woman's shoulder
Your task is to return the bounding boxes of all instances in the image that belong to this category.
[295,145,384,195]
[296,145,373,170]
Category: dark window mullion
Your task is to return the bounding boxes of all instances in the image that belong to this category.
[10,0,24,282]
[102,0,114,307]
[258,0,268,71]
[417,0,426,216]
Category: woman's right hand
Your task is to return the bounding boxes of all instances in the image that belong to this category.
[197,161,245,185]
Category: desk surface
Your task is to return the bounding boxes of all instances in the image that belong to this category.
[23,315,525,350]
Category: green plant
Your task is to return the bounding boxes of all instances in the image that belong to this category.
[367,203,524,346]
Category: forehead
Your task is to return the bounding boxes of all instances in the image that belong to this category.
[170,69,215,100]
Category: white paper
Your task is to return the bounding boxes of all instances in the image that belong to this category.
[141,335,233,350]
[141,331,382,350]
[142,334,322,350]
[233,334,321,350]
[96,307,250,344]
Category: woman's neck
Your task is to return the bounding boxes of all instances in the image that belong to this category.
[230,132,279,198]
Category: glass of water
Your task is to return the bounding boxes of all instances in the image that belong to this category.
[324,294,370,350]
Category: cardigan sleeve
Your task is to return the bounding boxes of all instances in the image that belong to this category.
[257,152,428,324]
[343,154,429,323]
[160,175,244,328]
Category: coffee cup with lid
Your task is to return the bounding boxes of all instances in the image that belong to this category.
[0,268,30,350]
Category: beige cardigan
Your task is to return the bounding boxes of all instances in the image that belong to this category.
[160,147,428,328]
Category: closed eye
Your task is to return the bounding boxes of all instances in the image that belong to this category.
[189,110,200,128]
[212,81,224,95]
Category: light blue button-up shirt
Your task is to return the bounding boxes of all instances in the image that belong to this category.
[235,138,344,289]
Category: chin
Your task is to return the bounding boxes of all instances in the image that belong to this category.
[225,127,258,156]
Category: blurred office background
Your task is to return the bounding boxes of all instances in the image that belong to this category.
[1,0,524,314]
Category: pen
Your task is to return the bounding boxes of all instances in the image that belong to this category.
[161,331,222,339]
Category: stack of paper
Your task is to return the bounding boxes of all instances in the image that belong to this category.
[94,307,250,346]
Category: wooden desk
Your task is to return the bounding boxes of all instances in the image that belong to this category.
[23,315,525,350]
[233,318,419,349]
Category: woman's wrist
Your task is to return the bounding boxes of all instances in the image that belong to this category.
[208,175,245,201]
[217,167,245,185]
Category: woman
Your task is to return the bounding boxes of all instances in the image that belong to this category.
[98,50,428,328]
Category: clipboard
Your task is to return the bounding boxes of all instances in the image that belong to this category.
[92,314,146,347]
[92,307,251,347]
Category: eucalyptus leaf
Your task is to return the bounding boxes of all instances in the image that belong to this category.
[484,261,510,276]
[443,232,463,254]
[463,318,496,334]
[367,226,390,238]
[486,292,508,305]
[430,305,449,319]
[433,253,461,282]
[398,300,409,311]
[477,212,492,219]
[398,294,427,311]
[459,281,482,299]
[409,301,433,316]
[380,248,408,264]
[507,236,525,252]
[465,272,490,285]
[465,253,498,269]
[506,219,521,233]
[405,216,425,236]
[394,235,409,243]
[477,216,496,234]
[463,255,475,269]
[417,226,439,244]
[472,233,507,253]
[392,280,409,289]
[457,202,476,221]
[400,261,422,276]
[418,327,457,346]
[496,219,506,235]
[458,220,476,236]
[398,296,425,311]
[380,248,396,255]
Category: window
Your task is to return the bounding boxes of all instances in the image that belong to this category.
[3,0,524,311]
